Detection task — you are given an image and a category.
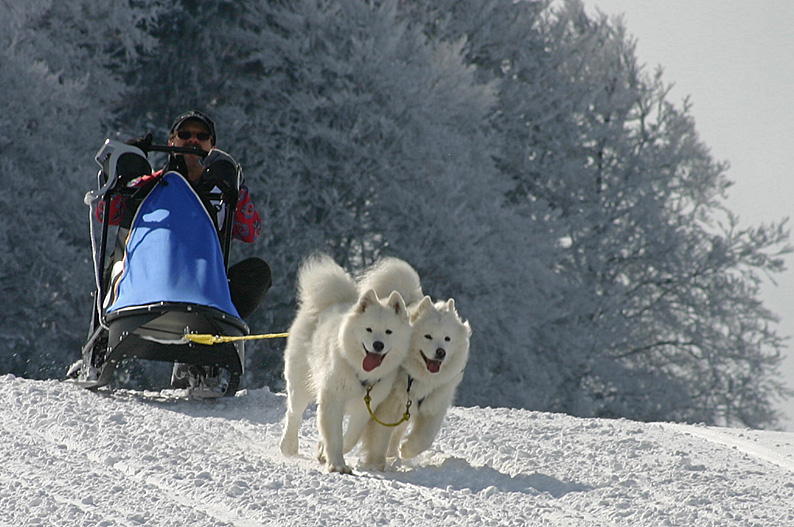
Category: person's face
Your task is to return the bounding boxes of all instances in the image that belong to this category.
[170,121,213,150]
[170,120,213,181]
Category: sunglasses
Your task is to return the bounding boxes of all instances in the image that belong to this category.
[176,130,211,141]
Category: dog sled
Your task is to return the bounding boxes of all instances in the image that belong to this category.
[67,139,248,396]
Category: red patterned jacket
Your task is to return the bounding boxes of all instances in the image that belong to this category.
[96,170,262,243]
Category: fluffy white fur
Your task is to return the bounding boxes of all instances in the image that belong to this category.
[354,258,472,470]
[279,254,411,474]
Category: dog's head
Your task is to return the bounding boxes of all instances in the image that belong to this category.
[343,289,411,374]
[405,296,471,381]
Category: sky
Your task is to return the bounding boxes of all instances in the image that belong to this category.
[3,376,793,526]
[582,0,794,429]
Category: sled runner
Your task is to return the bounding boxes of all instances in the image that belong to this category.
[68,139,248,396]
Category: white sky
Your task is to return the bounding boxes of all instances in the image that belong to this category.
[582,0,794,429]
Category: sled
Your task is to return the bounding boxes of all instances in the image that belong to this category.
[69,139,248,396]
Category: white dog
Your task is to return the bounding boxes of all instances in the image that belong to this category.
[279,254,412,474]
[355,258,471,469]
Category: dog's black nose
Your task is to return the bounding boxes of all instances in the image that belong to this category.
[436,348,446,359]
[373,341,384,352]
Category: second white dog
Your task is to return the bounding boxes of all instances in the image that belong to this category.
[354,257,471,469]
[279,254,412,474]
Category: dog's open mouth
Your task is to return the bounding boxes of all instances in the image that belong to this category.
[420,351,443,373]
[363,348,386,372]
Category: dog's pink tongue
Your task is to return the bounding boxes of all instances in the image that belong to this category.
[363,352,384,372]
[426,359,442,373]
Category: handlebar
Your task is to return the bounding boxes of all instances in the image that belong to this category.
[147,144,209,158]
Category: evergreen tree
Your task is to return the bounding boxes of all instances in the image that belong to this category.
[538,1,790,426]
[398,0,790,426]
[0,0,161,378]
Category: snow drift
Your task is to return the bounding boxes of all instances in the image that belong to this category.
[1,375,792,526]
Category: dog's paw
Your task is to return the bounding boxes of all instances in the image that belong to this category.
[280,436,298,456]
[358,458,387,472]
[327,462,354,475]
[322,449,353,474]
[400,440,428,460]
[315,442,327,464]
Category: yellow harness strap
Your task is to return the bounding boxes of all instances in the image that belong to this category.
[184,332,290,345]
[364,384,412,427]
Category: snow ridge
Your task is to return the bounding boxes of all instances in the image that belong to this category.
[663,422,794,472]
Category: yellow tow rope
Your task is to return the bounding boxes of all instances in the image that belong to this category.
[364,384,411,427]
[184,332,290,345]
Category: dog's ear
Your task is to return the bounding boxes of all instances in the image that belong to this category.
[386,290,407,317]
[357,289,380,313]
[445,298,471,336]
[411,295,435,322]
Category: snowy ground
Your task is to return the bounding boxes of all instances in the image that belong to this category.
[2,374,793,526]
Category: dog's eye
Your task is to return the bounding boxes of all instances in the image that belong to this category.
[424,334,432,340]
[386,329,392,335]
[445,336,451,342]
[366,328,373,333]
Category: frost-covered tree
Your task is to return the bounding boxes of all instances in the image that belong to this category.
[398,0,790,426]
[396,0,587,409]
[0,0,160,378]
[533,1,790,427]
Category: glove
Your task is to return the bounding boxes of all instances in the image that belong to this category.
[201,148,239,171]
[125,133,153,154]
[200,149,241,194]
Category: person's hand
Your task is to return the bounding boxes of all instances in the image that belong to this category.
[125,133,153,153]
[201,149,241,194]
[201,148,238,170]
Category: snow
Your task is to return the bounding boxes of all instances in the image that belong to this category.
[2,375,793,526]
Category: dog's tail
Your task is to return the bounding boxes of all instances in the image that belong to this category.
[296,253,359,314]
[359,257,423,306]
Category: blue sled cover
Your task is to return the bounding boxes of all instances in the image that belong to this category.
[106,172,240,318]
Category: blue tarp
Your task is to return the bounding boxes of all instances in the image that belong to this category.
[106,172,240,318]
